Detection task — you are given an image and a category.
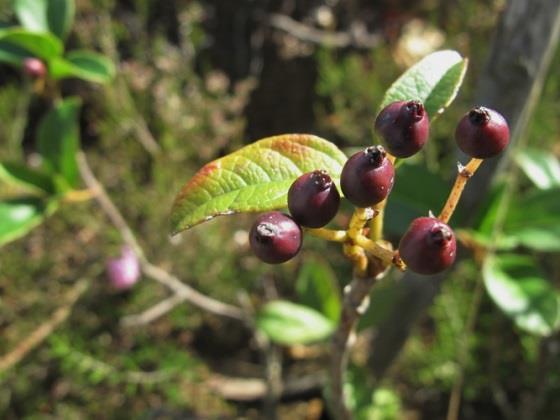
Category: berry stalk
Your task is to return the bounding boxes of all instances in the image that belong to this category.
[438,158,483,223]
[304,227,348,242]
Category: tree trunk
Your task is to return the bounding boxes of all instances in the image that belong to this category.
[368,0,560,380]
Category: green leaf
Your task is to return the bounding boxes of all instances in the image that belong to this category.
[46,0,75,39]
[255,300,335,345]
[379,50,467,120]
[50,50,115,83]
[0,197,56,247]
[514,148,560,190]
[504,188,560,231]
[0,27,63,60]
[0,41,29,65]
[14,0,75,39]
[0,162,56,195]
[170,134,347,234]
[483,254,560,336]
[384,163,449,235]
[37,97,81,188]
[14,0,48,32]
[296,258,341,322]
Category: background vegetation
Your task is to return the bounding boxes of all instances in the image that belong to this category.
[1,0,560,418]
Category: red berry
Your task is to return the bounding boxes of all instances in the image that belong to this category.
[375,100,430,158]
[340,145,395,208]
[398,217,456,275]
[249,212,302,264]
[455,106,510,158]
[23,57,47,79]
[288,170,340,228]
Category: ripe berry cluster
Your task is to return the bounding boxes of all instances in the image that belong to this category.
[249,100,510,275]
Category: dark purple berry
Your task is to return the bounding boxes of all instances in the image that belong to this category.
[455,106,509,158]
[249,212,302,264]
[375,100,430,158]
[23,57,46,79]
[288,170,340,228]
[398,217,456,275]
[340,145,395,208]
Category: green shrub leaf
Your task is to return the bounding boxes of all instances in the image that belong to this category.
[0,197,57,247]
[379,50,467,120]
[483,254,560,336]
[256,300,335,345]
[14,0,75,40]
[170,134,347,234]
[514,148,560,190]
[296,259,341,322]
[0,162,56,195]
[50,50,115,83]
[37,97,81,189]
[0,27,63,60]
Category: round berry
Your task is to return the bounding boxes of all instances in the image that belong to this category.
[288,170,340,228]
[375,100,430,158]
[23,57,47,79]
[340,145,395,208]
[455,106,509,158]
[398,217,456,275]
[249,212,302,264]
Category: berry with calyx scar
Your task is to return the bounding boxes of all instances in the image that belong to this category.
[398,216,456,275]
[249,212,303,264]
[375,100,430,158]
[455,106,510,158]
[288,170,340,228]
[340,145,395,208]
[23,57,47,79]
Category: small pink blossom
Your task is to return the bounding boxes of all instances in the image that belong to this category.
[106,246,140,290]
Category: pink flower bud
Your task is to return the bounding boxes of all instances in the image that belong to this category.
[106,246,140,290]
[23,57,47,79]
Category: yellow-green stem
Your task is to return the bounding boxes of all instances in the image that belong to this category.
[438,158,483,224]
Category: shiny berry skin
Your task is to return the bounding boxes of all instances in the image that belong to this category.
[375,100,430,158]
[23,57,47,78]
[455,106,510,158]
[249,212,302,264]
[340,145,395,208]
[398,217,457,275]
[288,170,340,228]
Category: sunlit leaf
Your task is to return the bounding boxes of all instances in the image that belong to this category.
[0,27,63,60]
[514,148,560,190]
[255,300,335,345]
[170,134,347,234]
[0,197,57,247]
[14,0,75,40]
[483,254,560,336]
[50,50,115,83]
[379,50,467,120]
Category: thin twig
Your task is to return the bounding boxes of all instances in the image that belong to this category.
[439,159,483,224]
[76,151,245,322]
[120,293,187,327]
[329,259,389,419]
[0,279,89,374]
[268,14,381,49]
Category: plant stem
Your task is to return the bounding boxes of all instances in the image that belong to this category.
[353,234,394,266]
[329,260,388,419]
[305,227,348,242]
[438,158,483,224]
